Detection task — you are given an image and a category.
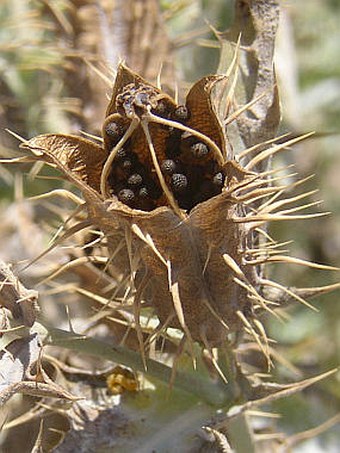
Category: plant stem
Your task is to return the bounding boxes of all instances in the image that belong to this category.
[41,322,232,407]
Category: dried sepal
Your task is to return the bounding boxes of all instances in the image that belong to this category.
[185,75,228,158]
[0,261,39,327]
[0,332,77,407]
[0,380,80,407]
[21,134,107,194]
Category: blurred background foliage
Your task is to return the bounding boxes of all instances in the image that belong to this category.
[0,0,339,451]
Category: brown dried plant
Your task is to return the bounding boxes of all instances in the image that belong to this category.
[5,55,337,450]
[18,61,339,359]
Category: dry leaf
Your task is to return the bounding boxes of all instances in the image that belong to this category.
[0,334,40,391]
[0,261,39,327]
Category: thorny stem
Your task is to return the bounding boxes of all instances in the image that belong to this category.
[226,413,256,453]
[41,322,232,407]
[39,324,257,450]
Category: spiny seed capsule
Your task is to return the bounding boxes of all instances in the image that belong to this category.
[173,105,189,122]
[171,173,188,193]
[190,142,209,158]
[105,122,122,142]
[213,172,224,187]
[118,188,135,205]
[161,159,176,175]
[128,173,143,187]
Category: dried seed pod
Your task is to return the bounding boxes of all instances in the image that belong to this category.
[166,134,181,159]
[194,180,217,205]
[185,75,227,157]
[134,91,150,107]
[147,179,162,199]
[22,64,334,356]
[177,198,192,211]
[136,186,155,211]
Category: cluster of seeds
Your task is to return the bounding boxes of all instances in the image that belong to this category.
[106,141,163,211]
[104,90,226,212]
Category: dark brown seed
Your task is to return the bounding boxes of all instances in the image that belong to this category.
[139,187,149,198]
[171,173,188,193]
[118,188,135,205]
[153,100,167,117]
[128,173,143,187]
[121,159,133,172]
[190,142,209,158]
[213,172,224,187]
[161,159,176,175]
[105,122,122,143]
[173,105,189,122]
[116,147,129,159]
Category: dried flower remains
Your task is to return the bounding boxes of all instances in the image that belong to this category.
[19,63,339,364]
